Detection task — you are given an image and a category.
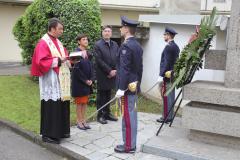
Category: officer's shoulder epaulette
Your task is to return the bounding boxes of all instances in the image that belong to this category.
[122,39,130,47]
[167,41,175,47]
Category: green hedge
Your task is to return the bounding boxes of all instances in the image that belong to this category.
[13,0,101,65]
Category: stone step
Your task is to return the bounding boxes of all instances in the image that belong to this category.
[183,80,240,107]
[182,102,240,138]
[141,119,240,160]
[204,50,226,70]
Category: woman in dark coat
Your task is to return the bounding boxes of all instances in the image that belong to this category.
[71,34,94,130]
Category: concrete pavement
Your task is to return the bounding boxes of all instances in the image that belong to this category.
[0,62,29,75]
[0,126,66,160]
[60,112,173,160]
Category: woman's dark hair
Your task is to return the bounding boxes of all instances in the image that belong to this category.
[76,34,88,42]
[48,17,63,31]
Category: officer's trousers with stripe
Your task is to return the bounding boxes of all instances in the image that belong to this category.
[121,95,137,150]
[162,81,175,120]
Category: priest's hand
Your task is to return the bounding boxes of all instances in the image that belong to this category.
[115,89,125,98]
[108,70,117,78]
[86,80,93,86]
[60,57,68,63]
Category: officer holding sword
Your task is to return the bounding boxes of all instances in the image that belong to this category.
[157,27,180,123]
[114,16,143,153]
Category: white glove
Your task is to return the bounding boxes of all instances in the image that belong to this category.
[157,76,163,83]
[115,89,125,98]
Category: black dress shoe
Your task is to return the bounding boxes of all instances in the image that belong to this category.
[114,145,136,153]
[105,114,118,121]
[156,118,172,123]
[62,134,70,138]
[42,136,60,144]
[97,117,108,124]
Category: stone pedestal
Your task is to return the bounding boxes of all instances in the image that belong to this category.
[142,118,240,160]
[224,0,240,88]
[141,1,240,160]
[182,0,240,151]
[183,101,240,138]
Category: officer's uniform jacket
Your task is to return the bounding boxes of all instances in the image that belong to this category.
[159,40,180,80]
[116,37,143,95]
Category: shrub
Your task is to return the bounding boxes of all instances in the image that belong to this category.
[13,0,101,65]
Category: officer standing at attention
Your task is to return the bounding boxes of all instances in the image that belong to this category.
[157,27,180,123]
[114,16,143,153]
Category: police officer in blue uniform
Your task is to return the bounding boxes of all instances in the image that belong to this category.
[114,16,143,153]
[157,27,180,123]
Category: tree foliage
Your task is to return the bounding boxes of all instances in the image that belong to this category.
[13,0,101,65]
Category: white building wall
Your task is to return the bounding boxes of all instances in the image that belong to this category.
[99,0,159,8]
[159,0,201,15]
[215,29,227,50]
[0,3,26,62]
[101,9,157,26]
[141,22,225,100]
[201,0,232,13]
[0,2,158,62]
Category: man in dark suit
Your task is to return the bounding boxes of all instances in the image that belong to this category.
[157,27,180,123]
[114,16,143,153]
[94,25,119,124]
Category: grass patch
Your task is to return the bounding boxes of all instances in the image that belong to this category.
[0,75,161,133]
[138,96,162,114]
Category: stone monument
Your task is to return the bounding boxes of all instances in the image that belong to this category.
[142,0,240,159]
[182,0,240,149]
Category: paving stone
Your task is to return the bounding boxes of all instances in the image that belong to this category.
[108,132,122,140]
[112,152,131,160]
[100,123,122,133]
[81,132,106,141]
[84,143,101,152]
[60,112,176,160]
[103,156,121,160]
[60,142,93,156]
[99,147,115,155]
[85,151,109,160]
[61,134,79,143]
[70,137,92,147]
[112,139,124,147]
[93,135,115,148]
[85,123,102,132]
[126,152,171,160]
[70,126,80,134]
